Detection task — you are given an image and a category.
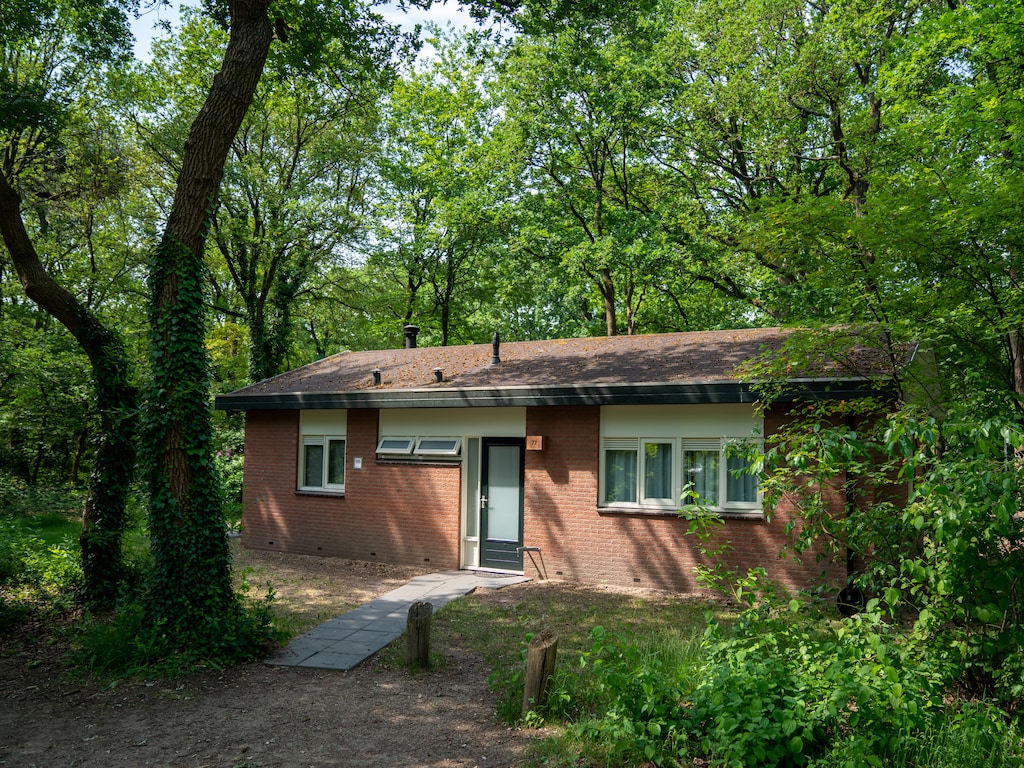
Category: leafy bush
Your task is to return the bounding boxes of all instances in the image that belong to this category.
[0,474,85,518]
[538,602,1015,768]
[0,515,83,599]
[761,404,1024,707]
[69,583,280,678]
[214,447,245,532]
[682,600,953,767]
[567,626,690,766]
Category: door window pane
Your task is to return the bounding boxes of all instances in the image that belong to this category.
[643,442,673,501]
[487,445,521,541]
[605,449,638,503]
[327,439,346,486]
[683,449,719,506]
[304,443,324,487]
[466,438,480,538]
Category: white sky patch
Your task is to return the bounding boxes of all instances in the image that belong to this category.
[129,1,476,62]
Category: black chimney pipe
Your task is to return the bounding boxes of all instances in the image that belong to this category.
[490,332,501,365]
[403,324,419,349]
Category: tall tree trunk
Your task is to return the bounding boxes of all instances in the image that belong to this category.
[140,0,273,649]
[0,171,137,609]
[599,267,617,336]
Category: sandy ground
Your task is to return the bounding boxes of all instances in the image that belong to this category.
[0,546,539,768]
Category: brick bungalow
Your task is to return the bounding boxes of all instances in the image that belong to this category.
[215,327,911,596]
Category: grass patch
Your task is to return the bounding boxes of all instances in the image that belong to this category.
[1,511,83,611]
[423,582,719,728]
[13,511,82,546]
[387,582,1021,768]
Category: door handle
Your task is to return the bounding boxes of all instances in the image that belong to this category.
[480,495,487,506]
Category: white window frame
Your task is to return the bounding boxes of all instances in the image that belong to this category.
[600,437,761,513]
[721,441,761,512]
[376,436,415,455]
[299,435,347,493]
[681,438,722,508]
[640,439,677,508]
[413,436,462,457]
[600,438,639,505]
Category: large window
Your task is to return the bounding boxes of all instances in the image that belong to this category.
[601,437,759,512]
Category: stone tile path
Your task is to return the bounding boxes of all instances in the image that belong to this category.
[270,570,529,670]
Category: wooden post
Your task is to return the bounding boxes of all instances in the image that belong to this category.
[406,601,433,668]
[522,630,558,714]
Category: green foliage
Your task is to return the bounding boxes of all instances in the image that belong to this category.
[215,440,245,532]
[759,400,1024,706]
[567,626,690,766]
[138,232,256,661]
[69,583,278,678]
[683,602,949,767]
[0,514,83,609]
[529,598,1017,768]
[0,475,86,518]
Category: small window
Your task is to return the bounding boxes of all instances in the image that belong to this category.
[414,437,462,456]
[300,436,346,492]
[725,453,759,508]
[603,438,638,504]
[376,436,415,455]
[682,446,720,507]
[641,441,674,506]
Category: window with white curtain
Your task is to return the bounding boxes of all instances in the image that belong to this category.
[601,437,759,512]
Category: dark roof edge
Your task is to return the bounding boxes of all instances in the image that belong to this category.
[215,379,893,411]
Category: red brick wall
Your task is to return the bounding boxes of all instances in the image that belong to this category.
[242,404,845,595]
[241,409,461,569]
[522,404,844,595]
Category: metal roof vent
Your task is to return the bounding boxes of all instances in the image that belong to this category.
[403,324,419,349]
[372,368,381,386]
[433,367,444,383]
[490,332,501,365]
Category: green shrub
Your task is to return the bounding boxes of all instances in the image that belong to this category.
[0,475,85,518]
[214,448,245,532]
[569,626,690,766]
[0,516,82,597]
[681,601,951,768]
[545,602,1014,768]
[69,584,280,679]
[761,405,1024,708]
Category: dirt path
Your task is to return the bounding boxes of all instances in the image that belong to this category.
[0,547,536,768]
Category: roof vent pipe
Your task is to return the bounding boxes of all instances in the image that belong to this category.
[491,332,501,365]
[433,367,444,383]
[372,368,381,386]
[403,324,419,349]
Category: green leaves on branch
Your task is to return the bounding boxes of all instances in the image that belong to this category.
[763,399,1024,704]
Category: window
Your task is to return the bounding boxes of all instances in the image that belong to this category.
[642,441,675,506]
[601,437,760,512]
[414,437,462,456]
[604,439,638,503]
[300,436,346,492]
[376,436,463,459]
[376,436,415,455]
[682,442,720,507]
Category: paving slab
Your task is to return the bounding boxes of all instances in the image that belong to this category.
[269,570,529,670]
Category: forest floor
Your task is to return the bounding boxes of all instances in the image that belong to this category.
[0,544,547,768]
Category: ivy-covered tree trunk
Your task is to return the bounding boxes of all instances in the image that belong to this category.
[140,0,273,650]
[0,172,136,609]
